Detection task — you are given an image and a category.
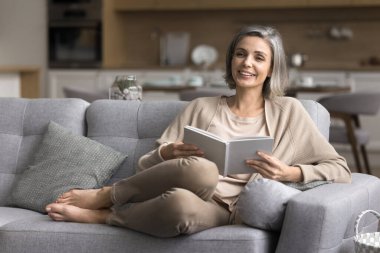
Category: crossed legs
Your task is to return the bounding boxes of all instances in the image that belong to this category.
[46,156,230,237]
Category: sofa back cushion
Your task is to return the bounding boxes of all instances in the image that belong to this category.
[86,99,329,184]
[85,100,187,184]
[299,99,330,140]
[0,98,89,205]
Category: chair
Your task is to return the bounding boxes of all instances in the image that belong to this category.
[318,92,380,174]
[63,87,108,103]
[179,87,235,101]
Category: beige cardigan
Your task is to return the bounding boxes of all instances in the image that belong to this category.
[138,96,351,184]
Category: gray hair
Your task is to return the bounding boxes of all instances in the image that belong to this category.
[224,25,288,99]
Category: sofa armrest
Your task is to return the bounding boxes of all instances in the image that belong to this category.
[275,173,380,253]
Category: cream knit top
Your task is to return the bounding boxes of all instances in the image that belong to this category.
[208,97,268,210]
[137,96,351,213]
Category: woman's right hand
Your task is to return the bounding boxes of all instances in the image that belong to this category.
[160,142,204,160]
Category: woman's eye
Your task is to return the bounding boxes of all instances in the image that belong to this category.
[256,56,265,62]
[235,52,245,57]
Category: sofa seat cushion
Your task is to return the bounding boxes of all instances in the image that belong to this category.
[0,216,278,253]
[7,121,127,213]
[0,207,42,227]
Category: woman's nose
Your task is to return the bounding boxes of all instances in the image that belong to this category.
[243,56,254,67]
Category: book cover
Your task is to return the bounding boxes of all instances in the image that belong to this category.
[183,126,274,176]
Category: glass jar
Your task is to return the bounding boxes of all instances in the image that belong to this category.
[109,75,125,100]
[109,75,142,100]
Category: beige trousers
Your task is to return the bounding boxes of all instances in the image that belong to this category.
[106,156,231,237]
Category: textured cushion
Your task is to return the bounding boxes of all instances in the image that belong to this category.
[237,179,301,231]
[7,121,127,213]
[0,98,89,206]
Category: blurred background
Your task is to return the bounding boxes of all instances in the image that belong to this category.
[1,0,380,173]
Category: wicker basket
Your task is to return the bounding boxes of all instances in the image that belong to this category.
[354,210,380,253]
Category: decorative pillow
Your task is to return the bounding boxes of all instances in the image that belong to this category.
[237,179,301,231]
[7,121,127,213]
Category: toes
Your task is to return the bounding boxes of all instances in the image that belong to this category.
[46,203,55,212]
[46,203,66,221]
[56,197,66,204]
[60,190,73,199]
[47,212,65,221]
[46,203,65,213]
[56,190,77,204]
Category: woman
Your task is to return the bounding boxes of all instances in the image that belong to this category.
[46,25,351,237]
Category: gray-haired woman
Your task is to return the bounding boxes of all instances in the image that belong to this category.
[46,25,351,237]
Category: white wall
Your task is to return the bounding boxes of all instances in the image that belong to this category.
[0,0,47,97]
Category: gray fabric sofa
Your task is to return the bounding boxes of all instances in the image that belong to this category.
[0,97,380,253]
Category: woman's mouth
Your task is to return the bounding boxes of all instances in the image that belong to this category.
[239,70,256,77]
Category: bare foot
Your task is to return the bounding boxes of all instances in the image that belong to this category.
[46,203,110,224]
[56,187,113,210]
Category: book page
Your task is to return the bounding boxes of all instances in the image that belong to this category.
[183,126,227,175]
[184,126,225,142]
[226,138,273,175]
[231,136,270,141]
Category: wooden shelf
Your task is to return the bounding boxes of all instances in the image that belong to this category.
[112,0,380,11]
[0,66,40,98]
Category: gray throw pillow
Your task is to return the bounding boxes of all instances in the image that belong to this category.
[237,179,301,231]
[7,121,127,213]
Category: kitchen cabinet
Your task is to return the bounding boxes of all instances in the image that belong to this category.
[291,70,348,101]
[307,0,352,7]
[112,0,380,11]
[352,0,380,5]
[308,0,380,7]
[350,72,380,92]
[0,73,20,98]
[49,69,229,101]
[48,70,101,99]
[0,66,40,98]
[199,0,307,9]
[48,70,145,99]
[155,0,200,10]
[294,71,380,168]
[349,72,380,152]
[112,0,325,11]
[49,69,190,101]
[113,0,201,11]
[113,0,156,11]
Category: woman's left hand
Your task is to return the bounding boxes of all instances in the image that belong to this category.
[245,151,303,182]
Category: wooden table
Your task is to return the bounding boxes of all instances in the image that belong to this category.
[286,85,351,97]
[142,85,195,92]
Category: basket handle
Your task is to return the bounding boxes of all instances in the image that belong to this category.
[355,209,380,236]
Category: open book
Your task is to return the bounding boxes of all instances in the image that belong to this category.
[183,126,274,176]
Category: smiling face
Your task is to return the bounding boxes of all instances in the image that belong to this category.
[231,36,273,91]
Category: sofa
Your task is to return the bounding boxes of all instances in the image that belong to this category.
[0,97,380,253]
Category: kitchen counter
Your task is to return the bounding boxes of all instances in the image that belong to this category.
[298,62,380,72]
[0,66,40,98]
